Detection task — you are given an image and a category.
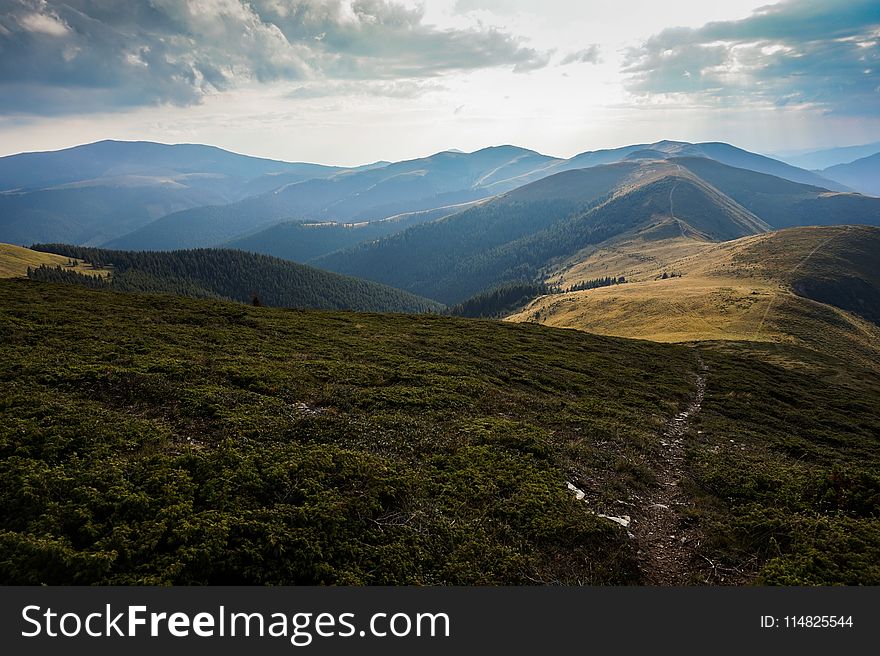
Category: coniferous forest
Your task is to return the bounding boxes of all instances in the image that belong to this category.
[27,245,443,314]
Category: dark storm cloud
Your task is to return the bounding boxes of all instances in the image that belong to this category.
[0,0,550,114]
[623,0,880,114]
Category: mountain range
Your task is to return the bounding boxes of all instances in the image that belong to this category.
[3,135,880,587]
[2,138,872,255]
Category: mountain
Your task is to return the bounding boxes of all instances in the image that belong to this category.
[0,140,355,246]
[3,278,878,584]
[313,156,879,305]
[26,245,443,314]
[778,141,880,170]
[225,201,483,263]
[509,225,880,366]
[0,140,346,194]
[822,153,880,197]
[475,140,847,193]
[106,145,561,251]
[3,138,843,254]
[673,156,880,227]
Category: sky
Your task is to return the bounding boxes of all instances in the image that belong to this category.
[0,0,878,164]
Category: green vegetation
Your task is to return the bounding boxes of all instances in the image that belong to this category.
[448,283,553,319]
[448,278,625,319]
[27,245,443,314]
[1,278,877,585]
[0,279,696,584]
[690,341,880,584]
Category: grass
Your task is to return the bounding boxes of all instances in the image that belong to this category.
[0,279,694,585]
[1,278,877,585]
[508,227,880,368]
[0,243,111,279]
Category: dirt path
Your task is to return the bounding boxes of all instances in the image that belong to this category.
[630,350,707,584]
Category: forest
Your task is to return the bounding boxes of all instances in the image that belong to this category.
[27,245,443,314]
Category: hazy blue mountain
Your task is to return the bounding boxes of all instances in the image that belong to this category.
[107,146,560,250]
[0,140,345,193]
[778,141,880,171]
[479,140,846,193]
[822,153,880,197]
[225,201,482,263]
[0,184,221,246]
[0,140,356,246]
[312,160,766,303]
[674,157,880,227]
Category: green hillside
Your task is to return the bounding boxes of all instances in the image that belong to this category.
[1,280,878,585]
[27,245,442,314]
[316,169,766,304]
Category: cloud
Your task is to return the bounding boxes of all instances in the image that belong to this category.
[561,45,601,65]
[0,0,550,115]
[287,78,445,99]
[623,0,880,115]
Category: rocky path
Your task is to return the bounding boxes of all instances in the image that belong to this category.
[631,350,707,584]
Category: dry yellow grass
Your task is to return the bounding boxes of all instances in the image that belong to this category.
[508,227,880,364]
[0,243,112,279]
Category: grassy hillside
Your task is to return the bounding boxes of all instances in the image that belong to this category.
[28,245,443,314]
[509,226,880,368]
[0,243,111,279]
[316,165,766,304]
[1,280,877,585]
[0,279,693,584]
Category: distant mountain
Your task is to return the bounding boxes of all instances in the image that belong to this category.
[0,140,345,193]
[477,140,847,193]
[822,153,880,197]
[313,161,771,304]
[2,138,853,253]
[225,201,482,263]
[106,146,561,251]
[313,157,880,305]
[27,245,443,314]
[0,140,356,246]
[674,157,880,227]
[778,141,880,171]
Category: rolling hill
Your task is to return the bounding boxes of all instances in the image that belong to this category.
[24,245,443,314]
[224,201,483,263]
[822,153,880,197]
[508,225,880,369]
[476,140,847,193]
[0,243,110,279]
[2,279,878,585]
[778,141,880,171]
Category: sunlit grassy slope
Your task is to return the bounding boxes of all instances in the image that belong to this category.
[0,243,110,279]
[508,225,880,368]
